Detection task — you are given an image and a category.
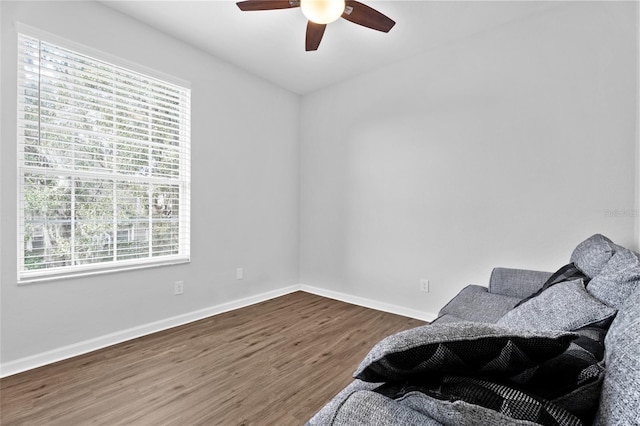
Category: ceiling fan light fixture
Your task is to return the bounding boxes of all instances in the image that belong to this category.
[301,0,345,24]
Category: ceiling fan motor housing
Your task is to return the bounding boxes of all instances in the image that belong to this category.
[236,0,395,51]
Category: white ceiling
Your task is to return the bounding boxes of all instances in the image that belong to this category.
[101,0,562,94]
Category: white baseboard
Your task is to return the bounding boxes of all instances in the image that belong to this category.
[1,284,435,378]
[300,284,438,323]
[0,285,300,378]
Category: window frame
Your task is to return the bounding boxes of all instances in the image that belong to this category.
[16,24,191,284]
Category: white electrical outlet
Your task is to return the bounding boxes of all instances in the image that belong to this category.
[420,279,429,293]
[236,268,244,280]
[174,280,184,295]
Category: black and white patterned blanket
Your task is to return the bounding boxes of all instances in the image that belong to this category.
[355,324,606,426]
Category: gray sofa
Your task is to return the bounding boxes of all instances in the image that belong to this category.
[307,235,640,425]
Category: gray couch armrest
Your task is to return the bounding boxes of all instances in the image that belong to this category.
[488,267,553,299]
[436,285,521,324]
[329,391,442,426]
[307,379,382,425]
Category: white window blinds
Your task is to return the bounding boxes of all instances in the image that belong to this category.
[17,32,191,283]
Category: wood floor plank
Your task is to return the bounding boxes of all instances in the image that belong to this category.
[1,291,425,425]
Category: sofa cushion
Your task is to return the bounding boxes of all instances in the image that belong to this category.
[496,279,616,332]
[594,286,640,425]
[437,285,521,324]
[570,234,615,278]
[586,246,640,309]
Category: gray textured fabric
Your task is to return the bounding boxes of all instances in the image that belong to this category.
[437,285,521,323]
[570,234,615,278]
[594,286,640,425]
[354,322,573,378]
[331,391,442,426]
[396,391,547,426]
[431,313,466,324]
[307,379,381,425]
[587,246,640,309]
[488,268,553,299]
[497,279,616,332]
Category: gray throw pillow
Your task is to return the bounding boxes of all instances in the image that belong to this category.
[570,234,615,278]
[586,247,640,310]
[497,279,616,332]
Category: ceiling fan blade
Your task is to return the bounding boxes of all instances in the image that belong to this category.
[342,0,395,33]
[305,21,326,51]
[236,0,299,11]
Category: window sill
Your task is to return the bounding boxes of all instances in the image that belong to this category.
[18,256,190,285]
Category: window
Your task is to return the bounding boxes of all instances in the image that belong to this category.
[17,30,191,283]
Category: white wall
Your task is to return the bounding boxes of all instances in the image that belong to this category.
[0,1,300,367]
[300,2,638,318]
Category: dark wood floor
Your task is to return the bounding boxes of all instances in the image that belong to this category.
[0,291,425,425]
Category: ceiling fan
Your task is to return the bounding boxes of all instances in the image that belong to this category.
[236,0,396,51]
